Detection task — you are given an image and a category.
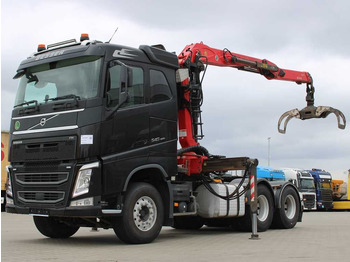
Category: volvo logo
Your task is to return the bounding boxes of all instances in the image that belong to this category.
[28,114,59,130]
[39,118,47,126]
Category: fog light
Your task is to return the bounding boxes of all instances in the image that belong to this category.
[70,197,93,207]
[6,197,13,205]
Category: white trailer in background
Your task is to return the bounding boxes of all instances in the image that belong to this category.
[282,168,316,210]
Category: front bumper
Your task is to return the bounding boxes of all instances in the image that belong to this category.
[6,160,123,218]
[6,202,122,217]
[6,204,102,217]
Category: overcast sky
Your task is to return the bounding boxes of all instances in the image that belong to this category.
[1,0,349,180]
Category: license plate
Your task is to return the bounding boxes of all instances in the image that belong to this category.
[29,208,49,216]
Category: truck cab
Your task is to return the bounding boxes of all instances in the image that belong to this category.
[6,35,179,220]
[282,168,316,210]
[308,169,333,210]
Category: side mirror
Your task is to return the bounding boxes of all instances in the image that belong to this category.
[106,60,133,109]
[118,61,133,105]
[106,88,119,107]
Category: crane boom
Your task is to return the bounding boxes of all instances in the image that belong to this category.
[177,42,346,150]
[178,42,312,84]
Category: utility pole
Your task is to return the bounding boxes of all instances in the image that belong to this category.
[267,137,271,166]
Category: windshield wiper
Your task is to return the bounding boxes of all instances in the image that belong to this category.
[49,94,81,110]
[48,94,81,102]
[14,100,39,115]
[14,100,38,108]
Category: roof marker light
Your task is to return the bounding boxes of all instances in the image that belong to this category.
[80,33,89,42]
[37,44,46,52]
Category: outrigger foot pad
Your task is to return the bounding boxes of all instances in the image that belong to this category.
[278,105,346,134]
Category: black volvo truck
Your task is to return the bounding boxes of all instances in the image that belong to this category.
[6,34,307,244]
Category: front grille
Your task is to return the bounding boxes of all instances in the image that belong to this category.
[18,191,65,203]
[11,161,76,208]
[24,161,62,170]
[303,194,315,209]
[321,190,333,202]
[11,136,77,162]
[320,189,333,209]
[15,172,69,185]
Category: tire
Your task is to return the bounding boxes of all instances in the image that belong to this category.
[33,216,79,238]
[272,186,300,229]
[256,184,274,231]
[173,216,204,230]
[113,182,164,244]
[236,184,274,232]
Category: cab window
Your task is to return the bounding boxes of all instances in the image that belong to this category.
[149,70,172,103]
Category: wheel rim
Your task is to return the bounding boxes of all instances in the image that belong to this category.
[257,195,269,222]
[284,195,296,219]
[133,196,157,232]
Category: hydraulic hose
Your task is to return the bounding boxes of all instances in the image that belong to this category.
[177,145,210,157]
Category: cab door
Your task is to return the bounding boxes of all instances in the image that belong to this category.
[101,61,149,194]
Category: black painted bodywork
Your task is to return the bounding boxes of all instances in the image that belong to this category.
[6,40,179,220]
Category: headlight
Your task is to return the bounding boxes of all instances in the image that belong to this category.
[72,162,99,198]
[6,166,13,198]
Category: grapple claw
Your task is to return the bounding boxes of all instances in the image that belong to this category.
[277,108,300,134]
[315,106,346,129]
[278,105,346,134]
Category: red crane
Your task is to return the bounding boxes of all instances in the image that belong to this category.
[176,42,346,175]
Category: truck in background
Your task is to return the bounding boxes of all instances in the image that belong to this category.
[282,168,316,210]
[308,169,333,210]
[257,166,285,181]
[332,170,350,210]
[332,179,347,200]
[1,131,10,211]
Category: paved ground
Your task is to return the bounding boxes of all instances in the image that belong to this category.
[2,211,350,262]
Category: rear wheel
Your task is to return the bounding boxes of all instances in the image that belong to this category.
[113,182,164,244]
[33,216,79,238]
[272,186,300,229]
[256,184,274,231]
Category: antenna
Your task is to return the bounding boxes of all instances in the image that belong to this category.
[107,28,118,43]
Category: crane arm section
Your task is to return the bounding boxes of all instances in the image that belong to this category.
[178,42,312,84]
[177,42,345,145]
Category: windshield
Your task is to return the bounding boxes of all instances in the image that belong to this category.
[319,182,331,189]
[300,179,315,190]
[14,56,102,107]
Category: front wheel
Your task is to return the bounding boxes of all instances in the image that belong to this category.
[272,186,300,229]
[33,216,79,238]
[236,184,274,232]
[113,182,164,244]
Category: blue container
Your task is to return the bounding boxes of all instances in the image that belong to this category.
[257,166,285,181]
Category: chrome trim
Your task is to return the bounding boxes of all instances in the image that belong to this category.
[79,162,100,171]
[13,125,78,135]
[102,209,122,214]
[12,108,84,120]
[29,214,49,217]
